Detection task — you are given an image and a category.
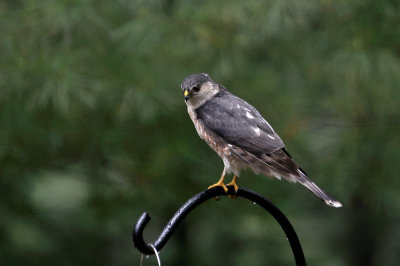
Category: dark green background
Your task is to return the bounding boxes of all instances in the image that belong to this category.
[1,0,399,265]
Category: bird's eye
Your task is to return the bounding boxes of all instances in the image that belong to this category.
[192,85,201,92]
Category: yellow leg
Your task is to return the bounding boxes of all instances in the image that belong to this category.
[208,168,228,193]
[226,175,239,192]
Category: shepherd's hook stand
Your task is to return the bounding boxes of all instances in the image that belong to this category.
[132,186,306,266]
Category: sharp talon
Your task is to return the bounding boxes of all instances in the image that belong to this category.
[228,194,238,199]
[208,172,228,193]
[208,182,228,193]
[208,170,228,193]
[226,175,239,193]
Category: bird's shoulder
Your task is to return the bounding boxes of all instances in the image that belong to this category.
[194,88,285,155]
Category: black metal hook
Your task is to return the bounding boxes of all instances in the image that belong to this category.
[132,186,306,266]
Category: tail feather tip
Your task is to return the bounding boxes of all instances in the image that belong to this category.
[326,200,343,208]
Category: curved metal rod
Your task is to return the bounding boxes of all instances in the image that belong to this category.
[132,186,306,266]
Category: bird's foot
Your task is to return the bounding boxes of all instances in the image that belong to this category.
[226,176,239,192]
[226,175,239,199]
[208,181,228,193]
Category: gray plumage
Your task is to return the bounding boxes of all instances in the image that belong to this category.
[181,73,342,208]
[195,89,284,156]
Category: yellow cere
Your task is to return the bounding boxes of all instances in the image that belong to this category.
[184,90,189,97]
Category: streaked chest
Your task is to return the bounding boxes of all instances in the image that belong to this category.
[187,106,229,157]
[187,106,245,175]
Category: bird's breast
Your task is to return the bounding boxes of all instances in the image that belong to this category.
[187,107,230,158]
[187,106,244,175]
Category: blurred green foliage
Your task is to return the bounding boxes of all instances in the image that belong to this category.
[1,0,400,265]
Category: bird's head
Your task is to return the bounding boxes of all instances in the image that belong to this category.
[181,73,219,108]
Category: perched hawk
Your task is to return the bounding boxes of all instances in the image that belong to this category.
[181,73,342,207]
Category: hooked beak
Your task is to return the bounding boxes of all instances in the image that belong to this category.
[183,89,189,101]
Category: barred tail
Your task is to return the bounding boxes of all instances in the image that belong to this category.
[230,146,342,208]
[296,169,342,208]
